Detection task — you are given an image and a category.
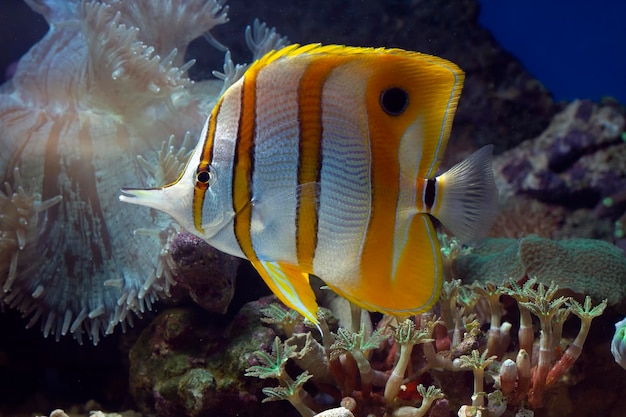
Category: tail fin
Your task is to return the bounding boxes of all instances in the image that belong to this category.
[431,145,498,242]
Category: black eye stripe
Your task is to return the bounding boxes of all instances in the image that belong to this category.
[380,87,409,116]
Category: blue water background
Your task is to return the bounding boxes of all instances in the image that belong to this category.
[478,0,626,103]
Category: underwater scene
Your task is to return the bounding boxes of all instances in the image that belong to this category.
[0,0,625,416]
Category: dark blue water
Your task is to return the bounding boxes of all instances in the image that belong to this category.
[478,0,626,103]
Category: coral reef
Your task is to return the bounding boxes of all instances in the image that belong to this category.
[122,269,621,416]
[238,278,613,417]
[0,0,284,343]
[127,299,291,417]
[452,236,626,307]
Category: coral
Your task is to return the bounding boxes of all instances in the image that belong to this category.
[384,319,433,403]
[0,168,62,330]
[453,235,626,306]
[489,196,565,239]
[519,282,569,408]
[392,385,444,417]
[456,350,497,408]
[260,303,303,338]
[128,300,284,417]
[612,316,626,370]
[122,267,611,416]
[330,324,387,398]
[545,296,607,386]
[0,0,285,343]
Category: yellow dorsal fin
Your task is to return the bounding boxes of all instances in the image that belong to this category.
[253,260,319,324]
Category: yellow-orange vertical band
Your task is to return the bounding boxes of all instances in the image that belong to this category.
[232,71,259,261]
[192,97,223,234]
[295,57,341,271]
[357,56,403,291]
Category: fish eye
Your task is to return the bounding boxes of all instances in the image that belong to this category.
[195,165,213,189]
[197,170,210,183]
[380,87,409,116]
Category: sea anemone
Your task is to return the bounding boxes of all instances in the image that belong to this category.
[0,0,286,343]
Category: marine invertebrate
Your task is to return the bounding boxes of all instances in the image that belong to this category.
[612,316,626,370]
[456,350,497,409]
[453,235,626,306]
[0,0,285,343]
[331,324,387,398]
[235,274,610,416]
[384,319,433,403]
[245,336,316,417]
[545,295,607,386]
[392,385,444,417]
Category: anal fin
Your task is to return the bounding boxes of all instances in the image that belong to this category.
[253,260,319,324]
[330,214,443,317]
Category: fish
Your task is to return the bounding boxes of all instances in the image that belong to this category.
[120,43,498,324]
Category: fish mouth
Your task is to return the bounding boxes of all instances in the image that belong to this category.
[120,187,230,240]
[119,187,166,210]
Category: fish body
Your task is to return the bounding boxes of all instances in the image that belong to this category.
[121,44,498,323]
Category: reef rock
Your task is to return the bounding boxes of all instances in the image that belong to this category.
[169,232,241,314]
[128,299,296,417]
[494,99,626,204]
[221,0,557,154]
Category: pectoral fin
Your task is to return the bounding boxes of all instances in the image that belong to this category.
[253,260,319,324]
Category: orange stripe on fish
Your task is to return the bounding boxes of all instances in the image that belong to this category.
[295,56,346,271]
[192,96,223,234]
[232,73,257,261]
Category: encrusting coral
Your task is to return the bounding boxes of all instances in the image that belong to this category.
[0,0,286,343]
[453,235,626,306]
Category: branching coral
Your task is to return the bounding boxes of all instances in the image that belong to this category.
[331,324,387,398]
[245,336,316,417]
[545,296,607,386]
[384,319,433,403]
[245,275,609,416]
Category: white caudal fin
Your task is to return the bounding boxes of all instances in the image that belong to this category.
[431,145,499,243]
